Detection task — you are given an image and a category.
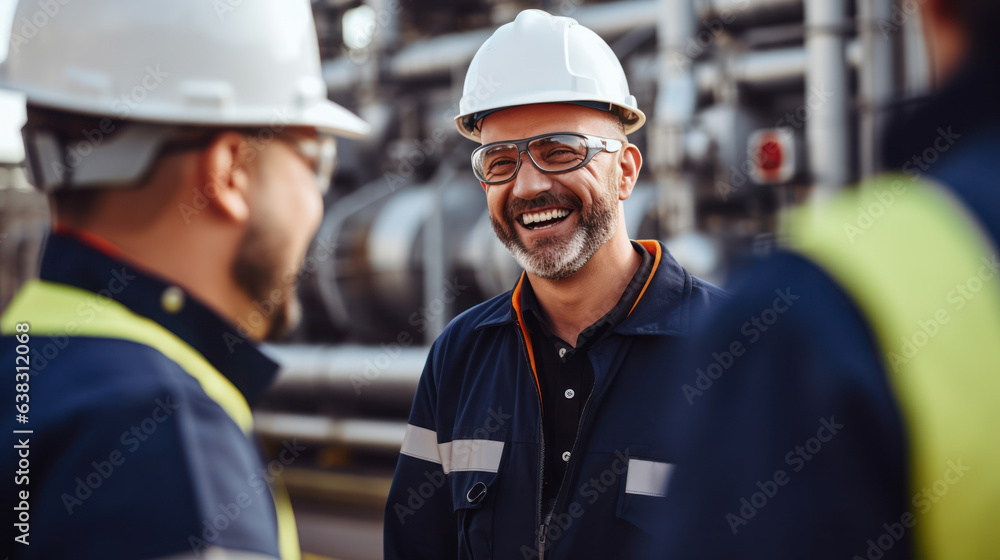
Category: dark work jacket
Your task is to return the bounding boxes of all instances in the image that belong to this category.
[383,240,727,560]
[0,232,288,559]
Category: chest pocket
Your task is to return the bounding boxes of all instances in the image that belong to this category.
[447,436,508,560]
[615,447,675,538]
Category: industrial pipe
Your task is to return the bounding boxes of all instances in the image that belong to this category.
[733,46,807,89]
[696,0,802,25]
[804,0,851,196]
[254,412,406,453]
[858,0,897,178]
[653,0,699,236]
[631,40,861,97]
[263,344,427,406]
[383,0,658,81]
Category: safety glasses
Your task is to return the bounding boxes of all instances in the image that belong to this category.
[275,132,338,195]
[153,128,338,194]
[471,132,623,185]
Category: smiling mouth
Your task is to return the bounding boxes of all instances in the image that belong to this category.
[518,208,573,230]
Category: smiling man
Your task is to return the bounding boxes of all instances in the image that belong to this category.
[383,10,726,560]
[0,1,367,559]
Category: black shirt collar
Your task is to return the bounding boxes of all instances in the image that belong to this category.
[38,231,279,406]
[520,240,654,352]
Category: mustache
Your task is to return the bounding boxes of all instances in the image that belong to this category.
[503,192,582,223]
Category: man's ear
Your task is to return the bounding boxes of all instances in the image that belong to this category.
[920,0,968,85]
[925,0,960,22]
[480,180,489,192]
[198,132,253,224]
[617,143,642,201]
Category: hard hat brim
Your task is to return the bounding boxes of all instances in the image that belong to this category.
[1,68,370,139]
[302,100,371,138]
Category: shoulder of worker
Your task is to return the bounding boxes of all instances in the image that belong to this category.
[1,334,243,436]
[654,249,908,558]
[0,335,283,558]
[656,246,897,489]
[925,124,1000,251]
[678,247,896,409]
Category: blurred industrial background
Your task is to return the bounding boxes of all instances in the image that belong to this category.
[0,0,931,558]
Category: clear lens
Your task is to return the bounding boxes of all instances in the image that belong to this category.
[280,133,338,194]
[313,134,337,195]
[472,133,597,184]
[529,135,589,170]
[475,143,520,183]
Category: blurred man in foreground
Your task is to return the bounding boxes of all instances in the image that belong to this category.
[0,1,368,558]
[384,10,725,559]
[656,0,1000,558]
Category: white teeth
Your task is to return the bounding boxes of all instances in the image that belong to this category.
[521,208,571,226]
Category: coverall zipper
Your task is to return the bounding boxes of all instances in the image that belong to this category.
[521,324,604,559]
[512,319,547,560]
[539,388,595,558]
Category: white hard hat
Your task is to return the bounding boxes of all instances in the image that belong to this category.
[0,0,369,138]
[455,9,645,142]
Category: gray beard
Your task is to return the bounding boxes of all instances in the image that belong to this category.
[491,184,619,281]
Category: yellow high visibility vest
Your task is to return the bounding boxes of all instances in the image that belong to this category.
[1,280,301,560]
[789,177,1000,559]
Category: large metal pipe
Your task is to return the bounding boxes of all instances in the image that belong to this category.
[422,167,454,341]
[570,0,660,37]
[653,0,699,236]
[804,0,851,196]
[696,0,802,25]
[387,30,493,80]
[309,174,488,343]
[384,0,657,81]
[735,40,861,89]
[734,46,808,89]
[254,412,406,453]
[263,344,427,406]
[858,0,897,178]
[632,40,861,97]
[327,0,662,91]
[900,3,932,99]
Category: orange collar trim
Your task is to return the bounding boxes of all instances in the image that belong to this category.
[509,240,663,409]
[511,272,542,408]
[53,224,124,259]
[628,240,662,317]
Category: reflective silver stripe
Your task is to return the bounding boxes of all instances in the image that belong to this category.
[440,439,505,474]
[625,458,674,498]
[399,425,505,474]
[400,424,443,465]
